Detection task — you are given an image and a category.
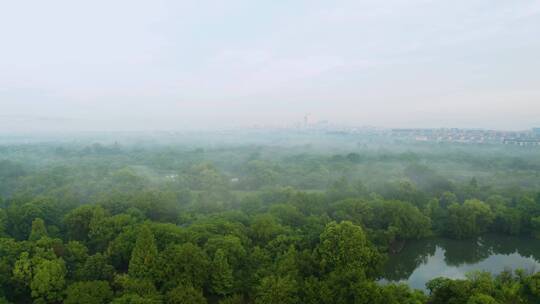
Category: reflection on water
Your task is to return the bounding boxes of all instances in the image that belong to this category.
[381,234,540,291]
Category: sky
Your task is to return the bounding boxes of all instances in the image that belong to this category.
[1,0,540,132]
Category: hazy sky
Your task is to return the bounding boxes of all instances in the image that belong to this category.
[1,0,540,132]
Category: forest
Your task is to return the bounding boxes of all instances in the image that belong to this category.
[1,132,540,304]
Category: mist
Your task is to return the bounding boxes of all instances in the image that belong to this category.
[3,2,540,302]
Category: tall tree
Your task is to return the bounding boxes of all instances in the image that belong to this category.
[166,284,207,304]
[255,275,298,304]
[211,249,234,296]
[319,221,381,276]
[76,253,115,282]
[128,225,158,281]
[0,209,6,237]
[157,243,210,289]
[446,200,494,239]
[30,259,66,303]
[29,218,48,241]
[64,281,113,304]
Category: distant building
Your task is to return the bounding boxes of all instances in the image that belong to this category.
[389,128,539,146]
[503,138,540,146]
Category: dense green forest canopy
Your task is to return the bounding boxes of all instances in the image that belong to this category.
[1,132,540,303]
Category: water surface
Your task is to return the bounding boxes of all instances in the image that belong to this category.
[381,235,540,291]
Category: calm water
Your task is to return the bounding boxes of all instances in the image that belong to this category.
[381,235,540,291]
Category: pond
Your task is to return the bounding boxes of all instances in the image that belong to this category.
[380,234,540,291]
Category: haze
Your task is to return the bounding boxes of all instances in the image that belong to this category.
[1,0,540,132]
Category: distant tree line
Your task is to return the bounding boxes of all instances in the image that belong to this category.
[0,142,540,303]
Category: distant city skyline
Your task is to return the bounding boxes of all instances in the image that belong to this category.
[1,0,540,132]
[0,113,538,134]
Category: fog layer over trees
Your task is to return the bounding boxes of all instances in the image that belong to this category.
[1,132,540,303]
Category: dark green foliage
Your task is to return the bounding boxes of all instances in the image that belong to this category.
[165,284,207,304]
[128,225,158,281]
[111,294,161,304]
[0,139,539,303]
[156,243,210,289]
[446,200,495,239]
[0,209,7,237]
[64,205,106,242]
[63,241,89,276]
[211,249,234,295]
[29,218,48,241]
[30,258,66,303]
[219,294,245,304]
[76,253,115,282]
[255,275,298,304]
[64,281,113,304]
[113,274,161,301]
[319,221,382,275]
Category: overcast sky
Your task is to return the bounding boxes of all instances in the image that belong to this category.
[1,0,540,132]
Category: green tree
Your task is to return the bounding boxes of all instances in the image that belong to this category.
[6,201,45,240]
[255,275,298,304]
[111,294,161,304]
[63,241,89,276]
[466,293,499,304]
[426,277,472,304]
[128,225,158,280]
[0,209,7,237]
[531,216,540,239]
[0,296,10,304]
[106,227,138,271]
[157,243,210,289]
[319,221,381,275]
[446,200,494,239]
[371,200,431,241]
[250,214,284,244]
[89,213,138,252]
[276,245,299,278]
[219,294,244,304]
[446,203,475,239]
[64,281,113,304]
[470,177,478,189]
[77,253,115,282]
[379,283,427,304]
[64,205,107,242]
[12,252,33,290]
[30,259,66,303]
[243,160,278,190]
[439,192,458,209]
[204,235,247,271]
[527,272,540,299]
[211,249,234,296]
[113,274,161,301]
[165,284,207,304]
[321,267,369,304]
[29,218,48,241]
